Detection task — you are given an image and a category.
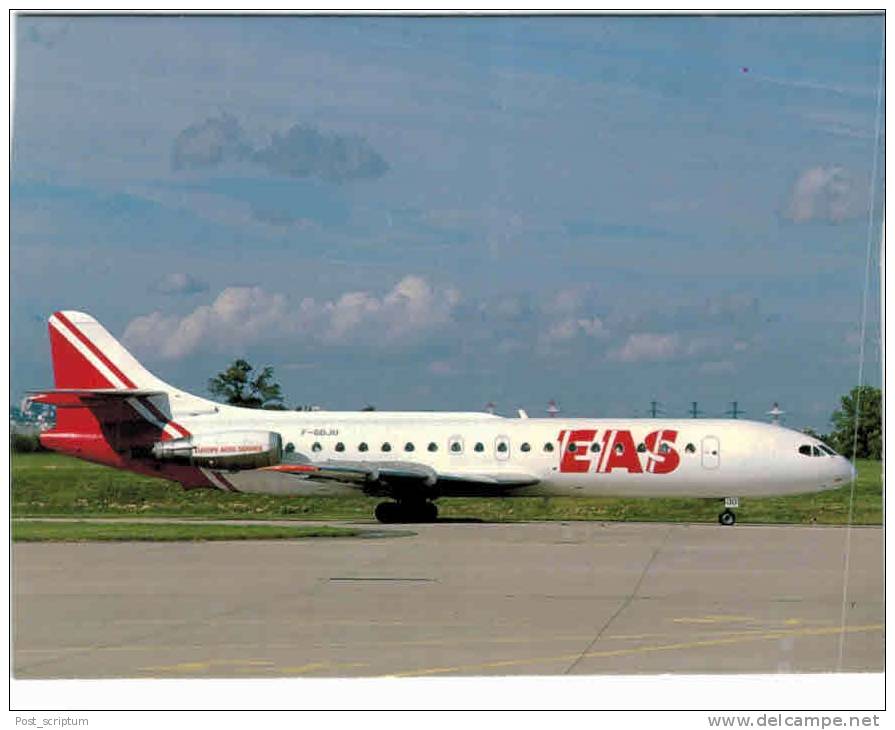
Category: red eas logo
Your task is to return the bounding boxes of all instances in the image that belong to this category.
[558,429,680,474]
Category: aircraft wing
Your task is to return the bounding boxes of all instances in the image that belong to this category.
[262,458,539,495]
[263,460,438,485]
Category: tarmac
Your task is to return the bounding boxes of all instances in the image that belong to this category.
[12,520,883,678]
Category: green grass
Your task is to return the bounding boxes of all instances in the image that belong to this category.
[12,520,360,542]
[11,452,883,525]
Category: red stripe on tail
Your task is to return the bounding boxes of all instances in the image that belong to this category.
[49,318,116,389]
[53,312,137,388]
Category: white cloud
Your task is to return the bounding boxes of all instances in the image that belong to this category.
[123,276,460,360]
[699,360,736,375]
[542,316,607,344]
[784,165,864,223]
[427,360,456,376]
[607,333,680,363]
[151,272,208,296]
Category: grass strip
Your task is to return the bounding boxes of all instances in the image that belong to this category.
[11,453,882,525]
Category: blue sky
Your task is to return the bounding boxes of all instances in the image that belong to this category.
[11,14,884,430]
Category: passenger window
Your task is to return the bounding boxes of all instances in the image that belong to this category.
[405,442,415,452]
[590,442,601,453]
[567,442,578,453]
[285,442,295,453]
[659,443,670,454]
[450,441,462,453]
[615,443,624,454]
[428,442,438,452]
[382,442,392,452]
[497,442,508,453]
[544,442,555,453]
[636,443,646,453]
[685,443,696,454]
[798,445,811,456]
[335,442,345,452]
[312,442,322,452]
[521,442,531,452]
[358,442,368,452]
[474,442,485,453]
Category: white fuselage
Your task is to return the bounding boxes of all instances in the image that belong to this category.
[171,404,854,499]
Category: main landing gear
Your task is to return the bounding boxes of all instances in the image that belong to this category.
[375,500,438,524]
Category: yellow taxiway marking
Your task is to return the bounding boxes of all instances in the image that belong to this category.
[140,659,273,673]
[672,615,755,624]
[16,633,661,656]
[139,659,368,676]
[388,623,884,677]
[278,662,368,675]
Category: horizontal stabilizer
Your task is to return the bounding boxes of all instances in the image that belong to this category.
[28,388,166,407]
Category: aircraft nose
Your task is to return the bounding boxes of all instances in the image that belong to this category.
[834,457,856,485]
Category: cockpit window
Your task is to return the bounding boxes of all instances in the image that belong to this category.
[800,443,833,457]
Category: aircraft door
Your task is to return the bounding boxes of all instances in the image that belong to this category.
[701,436,720,469]
[495,435,511,461]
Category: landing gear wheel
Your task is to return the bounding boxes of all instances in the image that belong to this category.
[375,502,402,524]
[718,509,736,526]
[398,501,438,523]
[374,501,438,523]
[421,501,438,522]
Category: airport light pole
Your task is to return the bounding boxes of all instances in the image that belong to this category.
[726,401,745,419]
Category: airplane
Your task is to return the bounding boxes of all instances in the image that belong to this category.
[29,311,855,526]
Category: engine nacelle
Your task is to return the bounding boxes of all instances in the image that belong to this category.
[151,430,283,470]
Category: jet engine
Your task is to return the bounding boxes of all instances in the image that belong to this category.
[151,430,283,470]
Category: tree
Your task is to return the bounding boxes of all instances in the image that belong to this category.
[829,386,881,459]
[208,359,284,409]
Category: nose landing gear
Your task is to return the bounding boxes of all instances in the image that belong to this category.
[375,500,438,524]
[718,497,739,526]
